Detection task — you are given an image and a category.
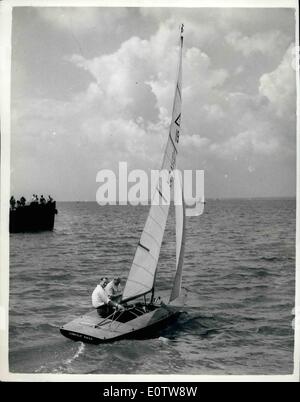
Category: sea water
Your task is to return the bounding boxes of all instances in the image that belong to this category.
[9,199,295,374]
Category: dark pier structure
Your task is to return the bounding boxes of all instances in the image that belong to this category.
[9,200,58,233]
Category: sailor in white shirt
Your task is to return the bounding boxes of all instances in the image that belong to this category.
[92,277,124,316]
[92,277,110,307]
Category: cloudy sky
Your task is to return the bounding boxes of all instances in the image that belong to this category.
[10,6,296,200]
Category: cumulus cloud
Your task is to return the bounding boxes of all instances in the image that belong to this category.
[225,30,290,57]
[259,44,296,117]
[10,7,297,199]
[66,19,229,157]
[209,128,280,158]
[37,7,129,35]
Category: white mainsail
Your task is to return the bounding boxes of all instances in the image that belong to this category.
[122,25,184,303]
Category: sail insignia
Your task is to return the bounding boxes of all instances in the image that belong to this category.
[174,113,181,127]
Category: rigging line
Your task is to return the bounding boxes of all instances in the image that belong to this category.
[94,312,117,328]
[112,316,124,330]
[108,309,118,329]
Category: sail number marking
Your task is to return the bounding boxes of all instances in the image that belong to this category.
[174,113,181,127]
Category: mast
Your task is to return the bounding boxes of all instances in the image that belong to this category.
[122,24,184,303]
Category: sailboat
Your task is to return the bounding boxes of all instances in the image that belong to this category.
[60,24,203,344]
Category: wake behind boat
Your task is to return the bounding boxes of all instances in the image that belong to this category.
[60,24,203,344]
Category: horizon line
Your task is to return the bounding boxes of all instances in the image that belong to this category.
[55,196,296,202]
